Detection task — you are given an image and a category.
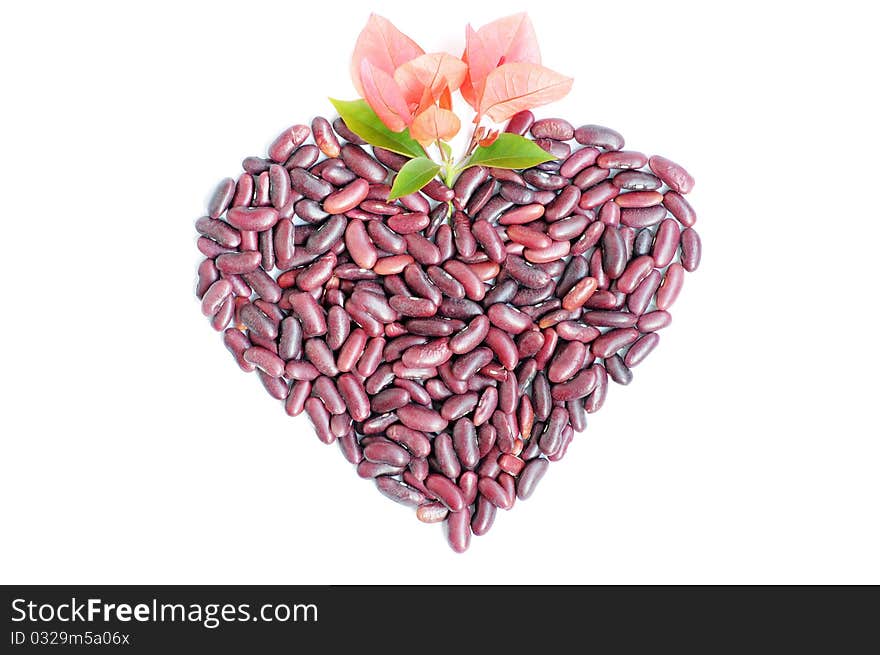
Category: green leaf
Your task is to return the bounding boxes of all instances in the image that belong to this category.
[439,141,453,161]
[388,157,442,200]
[463,133,556,170]
[329,98,425,158]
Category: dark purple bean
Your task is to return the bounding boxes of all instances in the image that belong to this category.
[466,179,496,215]
[425,474,466,512]
[367,220,406,254]
[522,169,567,191]
[500,182,535,205]
[195,216,241,248]
[544,185,581,221]
[567,398,587,432]
[225,206,279,232]
[453,166,489,211]
[364,441,411,467]
[539,407,568,455]
[397,404,448,433]
[680,228,701,271]
[656,263,685,309]
[514,457,548,499]
[649,155,695,194]
[477,196,515,223]
[336,328,367,372]
[196,259,219,299]
[651,218,680,268]
[573,166,610,190]
[372,147,408,171]
[601,226,627,279]
[617,255,655,294]
[304,338,339,377]
[604,354,633,385]
[439,297,484,319]
[551,367,598,401]
[340,144,387,183]
[471,496,497,536]
[591,328,640,358]
[548,341,587,383]
[306,214,347,255]
[289,167,333,201]
[574,124,624,150]
[627,269,661,315]
[531,117,574,141]
[620,205,667,228]
[441,392,479,422]
[506,255,551,289]
[452,347,494,380]
[446,507,471,553]
[505,110,534,135]
[287,291,326,337]
[294,198,330,224]
[312,375,346,414]
[663,191,696,227]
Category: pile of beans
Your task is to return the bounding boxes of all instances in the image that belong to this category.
[195,112,699,552]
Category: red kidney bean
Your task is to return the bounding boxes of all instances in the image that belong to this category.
[485,328,519,370]
[617,255,655,294]
[403,338,453,368]
[223,328,254,372]
[582,311,638,328]
[268,124,310,163]
[312,375,346,414]
[680,227,701,271]
[215,251,260,275]
[505,110,534,135]
[548,341,587,383]
[453,166,489,210]
[601,226,627,279]
[446,506,471,553]
[284,379,311,417]
[625,269,660,315]
[201,279,233,317]
[535,138,571,159]
[651,218,680,268]
[433,433,462,479]
[226,206,279,232]
[304,338,339,377]
[364,441,411,467]
[441,392,479,422]
[560,147,600,178]
[500,182,536,205]
[397,404,448,433]
[636,311,670,333]
[257,370,288,400]
[196,259,220,299]
[539,407,567,455]
[357,461,404,479]
[386,424,431,458]
[597,150,648,170]
[343,219,377,270]
[551,367,598,401]
[244,346,284,377]
[579,181,619,210]
[471,496,496,536]
[625,332,660,367]
[505,255,551,289]
[571,221,605,257]
[561,277,598,311]
[531,117,574,141]
[615,190,663,208]
[323,178,369,215]
[663,191,696,227]
[285,360,319,381]
[544,185,581,221]
[466,179,496,215]
[371,388,410,413]
[417,502,449,523]
[289,168,333,201]
[613,170,662,191]
[287,291,326,337]
[574,124,624,150]
[304,397,334,444]
[649,155,695,194]
[498,203,545,226]
[440,297,484,320]
[425,474,465,512]
[375,477,425,507]
[487,304,532,334]
[620,205,667,228]
[591,327,640,358]
[207,178,236,218]
[472,386,498,427]
[403,233,441,266]
[335,373,369,420]
[373,255,414,275]
[421,178,454,202]
[656,263,685,310]
[305,215,346,255]
[573,165,610,191]
[196,216,241,249]
[339,144,386,183]
[332,327,364,372]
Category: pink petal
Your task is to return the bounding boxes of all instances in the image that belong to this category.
[351,14,425,97]
[410,106,461,146]
[461,14,542,111]
[360,60,413,132]
[394,53,468,107]
[478,62,573,124]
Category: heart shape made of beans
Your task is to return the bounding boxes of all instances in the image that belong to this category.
[195,114,700,553]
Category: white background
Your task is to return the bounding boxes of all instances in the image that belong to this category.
[1,0,878,584]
